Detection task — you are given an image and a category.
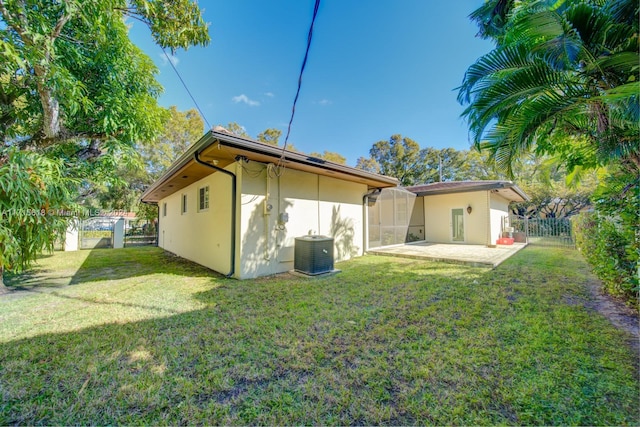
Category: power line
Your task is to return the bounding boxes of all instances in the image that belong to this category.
[161,47,212,130]
[278,0,321,165]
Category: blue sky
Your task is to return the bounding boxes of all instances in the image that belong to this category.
[128,1,494,166]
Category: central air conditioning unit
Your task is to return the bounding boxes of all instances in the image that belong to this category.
[294,236,334,275]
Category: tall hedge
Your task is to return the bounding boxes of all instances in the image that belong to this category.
[573,169,639,308]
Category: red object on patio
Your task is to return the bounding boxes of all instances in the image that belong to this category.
[497,237,515,245]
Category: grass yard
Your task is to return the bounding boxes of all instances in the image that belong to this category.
[1,246,638,425]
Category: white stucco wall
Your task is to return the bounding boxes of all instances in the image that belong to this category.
[489,193,511,244]
[423,191,489,244]
[157,163,235,275]
[238,163,368,279]
[64,219,79,251]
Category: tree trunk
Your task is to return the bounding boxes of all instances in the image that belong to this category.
[34,65,61,140]
[0,266,9,295]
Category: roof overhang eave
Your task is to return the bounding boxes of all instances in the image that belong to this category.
[408,181,530,202]
[140,131,216,203]
[141,130,399,203]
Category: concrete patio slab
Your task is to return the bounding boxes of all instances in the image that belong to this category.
[367,242,528,268]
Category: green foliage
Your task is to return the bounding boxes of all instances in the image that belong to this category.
[0,0,206,145]
[0,0,209,278]
[463,0,639,305]
[358,137,504,184]
[223,122,249,138]
[573,167,639,306]
[368,134,424,185]
[513,180,592,218]
[256,128,282,146]
[308,150,346,164]
[141,107,204,178]
[355,156,381,173]
[460,0,640,175]
[0,147,78,276]
[1,247,638,424]
[223,122,302,152]
[510,154,597,218]
[456,148,504,180]
[419,147,468,182]
[84,106,203,215]
[127,0,210,51]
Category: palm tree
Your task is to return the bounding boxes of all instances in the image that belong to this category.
[458,0,639,175]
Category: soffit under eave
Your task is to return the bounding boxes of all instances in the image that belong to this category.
[144,144,397,203]
[141,159,234,203]
[492,188,527,203]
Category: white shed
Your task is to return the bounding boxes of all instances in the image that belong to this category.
[405,181,529,246]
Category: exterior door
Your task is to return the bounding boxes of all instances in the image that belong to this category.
[451,208,464,242]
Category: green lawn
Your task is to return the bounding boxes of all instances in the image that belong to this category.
[1,246,638,425]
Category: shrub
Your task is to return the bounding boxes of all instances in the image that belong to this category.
[573,168,639,308]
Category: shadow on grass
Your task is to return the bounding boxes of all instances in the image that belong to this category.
[17,287,186,315]
[68,246,221,285]
[5,246,221,290]
[1,250,638,425]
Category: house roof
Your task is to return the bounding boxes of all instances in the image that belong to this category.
[405,180,529,202]
[141,128,399,203]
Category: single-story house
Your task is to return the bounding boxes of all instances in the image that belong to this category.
[404,181,529,246]
[141,128,398,279]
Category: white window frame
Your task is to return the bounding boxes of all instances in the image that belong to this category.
[198,186,210,212]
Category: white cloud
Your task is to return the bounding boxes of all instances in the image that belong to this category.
[159,52,179,67]
[264,92,275,98]
[232,94,260,107]
[317,99,332,106]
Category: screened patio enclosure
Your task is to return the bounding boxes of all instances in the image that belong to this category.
[367,187,416,249]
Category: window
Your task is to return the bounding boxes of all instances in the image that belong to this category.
[181,194,188,214]
[198,186,209,211]
[162,202,167,217]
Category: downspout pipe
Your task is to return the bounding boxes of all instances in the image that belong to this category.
[194,150,237,278]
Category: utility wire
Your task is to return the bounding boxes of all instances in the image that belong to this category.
[161,47,212,130]
[278,0,321,166]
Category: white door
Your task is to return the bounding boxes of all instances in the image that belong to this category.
[451,208,464,242]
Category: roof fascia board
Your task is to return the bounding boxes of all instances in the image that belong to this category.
[410,183,503,196]
[409,182,529,201]
[213,131,398,185]
[142,131,399,201]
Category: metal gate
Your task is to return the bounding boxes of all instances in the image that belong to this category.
[508,215,575,248]
[79,217,115,249]
[124,219,157,247]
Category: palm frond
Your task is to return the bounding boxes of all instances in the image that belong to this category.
[603,0,639,26]
[593,81,640,101]
[506,8,566,44]
[458,44,533,103]
[468,0,515,40]
[460,0,638,173]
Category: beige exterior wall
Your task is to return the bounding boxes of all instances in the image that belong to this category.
[408,196,425,241]
[490,193,511,244]
[423,191,489,244]
[238,162,367,279]
[157,163,236,275]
